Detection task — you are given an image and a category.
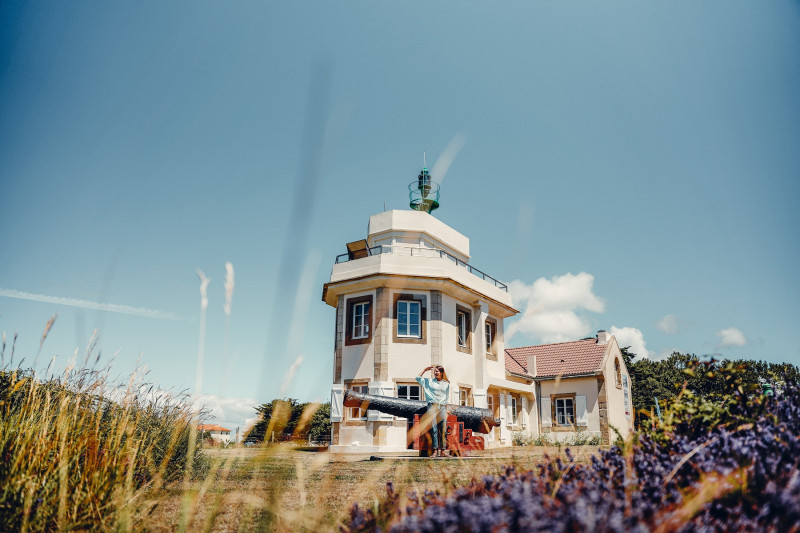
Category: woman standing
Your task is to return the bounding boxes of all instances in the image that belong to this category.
[416,365,450,457]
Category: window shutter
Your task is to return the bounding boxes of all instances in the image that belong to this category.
[330,387,344,422]
[521,396,528,428]
[576,395,588,426]
[540,397,552,427]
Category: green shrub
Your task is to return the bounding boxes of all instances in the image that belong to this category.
[512,428,600,446]
[641,359,774,442]
[563,427,601,446]
[511,431,552,446]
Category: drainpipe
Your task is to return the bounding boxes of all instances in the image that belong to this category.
[536,380,543,436]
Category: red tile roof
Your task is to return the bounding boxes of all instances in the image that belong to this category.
[504,350,529,376]
[198,424,230,432]
[505,338,607,378]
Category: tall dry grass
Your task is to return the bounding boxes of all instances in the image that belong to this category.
[0,363,208,532]
[0,356,582,532]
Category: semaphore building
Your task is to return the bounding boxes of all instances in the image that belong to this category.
[322,167,633,453]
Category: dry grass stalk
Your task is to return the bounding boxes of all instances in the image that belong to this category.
[0,362,205,532]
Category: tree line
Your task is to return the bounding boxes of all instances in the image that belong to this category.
[621,347,799,422]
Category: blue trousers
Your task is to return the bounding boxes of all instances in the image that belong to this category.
[428,403,447,450]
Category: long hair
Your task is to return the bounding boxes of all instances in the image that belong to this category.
[435,365,449,383]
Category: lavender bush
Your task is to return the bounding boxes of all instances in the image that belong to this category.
[343,367,800,532]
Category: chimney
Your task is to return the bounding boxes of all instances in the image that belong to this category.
[597,330,610,345]
[527,354,537,376]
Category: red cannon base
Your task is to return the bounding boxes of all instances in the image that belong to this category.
[411,414,485,457]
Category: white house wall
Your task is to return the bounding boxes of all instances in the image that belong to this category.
[602,339,634,438]
[483,312,509,383]
[440,292,477,389]
[539,376,601,442]
[340,290,377,382]
[385,289,433,381]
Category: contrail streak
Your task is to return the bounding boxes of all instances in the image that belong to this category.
[0,288,180,320]
[432,133,467,185]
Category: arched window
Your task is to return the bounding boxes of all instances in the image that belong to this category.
[615,358,622,388]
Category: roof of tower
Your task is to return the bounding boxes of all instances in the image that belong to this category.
[367,210,470,259]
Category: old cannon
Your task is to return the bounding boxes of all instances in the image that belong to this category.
[342,389,500,456]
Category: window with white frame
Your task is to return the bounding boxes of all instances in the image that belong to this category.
[352,302,370,339]
[485,319,497,358]
[508,394,522,426]
[459,387,472,406]
[510,395,519,425]
[487,394,495,415]
[457,310,468,348]
[397,300,421,338]
[348,384,368,420]
[554,396,575,426]
[345,295,373,346]
[397,384,421,401]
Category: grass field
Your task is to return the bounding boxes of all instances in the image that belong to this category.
[0,364,603,531]
[143,445,602,532]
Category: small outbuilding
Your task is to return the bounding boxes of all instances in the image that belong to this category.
[505,330,633,445]
[198,424,232,445]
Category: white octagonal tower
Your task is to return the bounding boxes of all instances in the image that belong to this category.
[322,205,520,453]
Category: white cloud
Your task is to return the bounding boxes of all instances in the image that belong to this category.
[193,393,259,433]
[0,288,179,320]
[507,272,605,344]
[656,314,680,334]
[610,326,652,359]
[716,327,747,348]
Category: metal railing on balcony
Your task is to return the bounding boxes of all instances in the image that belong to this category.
[335,244,508,292]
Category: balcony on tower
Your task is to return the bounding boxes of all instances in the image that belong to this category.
[323,210,512,311]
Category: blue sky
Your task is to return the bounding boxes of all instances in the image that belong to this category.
[2,1,799,431]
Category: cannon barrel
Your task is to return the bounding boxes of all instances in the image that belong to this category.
[343,389,499,434]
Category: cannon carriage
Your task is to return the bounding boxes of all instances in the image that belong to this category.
[342,389,500,457]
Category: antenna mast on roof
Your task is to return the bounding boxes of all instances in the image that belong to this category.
[409,151,440,214]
